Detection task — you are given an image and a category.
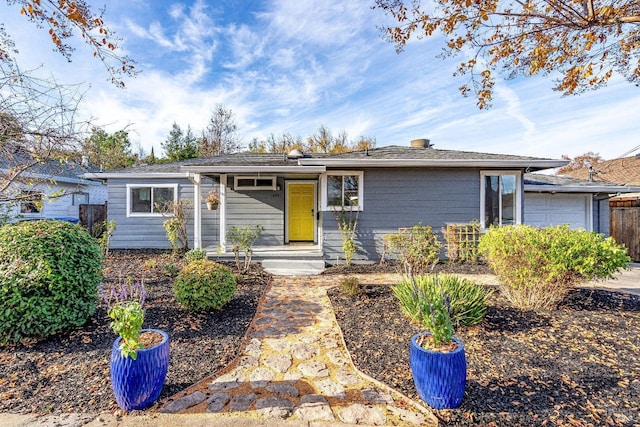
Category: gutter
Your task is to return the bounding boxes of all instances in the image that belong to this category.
[180,165,326,173]
[297,158,567,169]
[83,172,194,179]
[524,184,640,193]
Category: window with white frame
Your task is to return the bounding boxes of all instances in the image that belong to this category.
[234,176,277,190]
[480,171,521,228]
[126,184,177,216]
[322,171,363,210]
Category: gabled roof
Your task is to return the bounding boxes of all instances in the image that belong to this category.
[561,156,640,185]
[524,173,640,193]
[86,145,567,178]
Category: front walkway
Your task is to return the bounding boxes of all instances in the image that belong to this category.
[159,274,436,426]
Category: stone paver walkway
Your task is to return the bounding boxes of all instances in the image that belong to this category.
[160,274,436,426]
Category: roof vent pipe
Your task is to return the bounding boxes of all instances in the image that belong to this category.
[287,149,304,159]
[410,138,432,148]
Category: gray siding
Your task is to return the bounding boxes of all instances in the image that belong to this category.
[226,176,285,246]
[322,168,481,263]
[200,178,220,248]
[108,178,196,249]
[594,195,611,236]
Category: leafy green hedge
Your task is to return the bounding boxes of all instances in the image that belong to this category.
[174,260,236,311]
[0,220,103,344]
[478,225,630,309]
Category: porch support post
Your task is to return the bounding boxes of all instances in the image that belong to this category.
[192,173,202,249]
[219,174,227,252]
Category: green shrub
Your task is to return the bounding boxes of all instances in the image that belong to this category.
[0,220,103,344]
[174,260,237,311]
[227,225,264,273]
[384,225,442,275]
[165,262,179,276]
[478,225,630,309]
[185,248,207,262]
[392,274,492,329]
[340,276,360,296]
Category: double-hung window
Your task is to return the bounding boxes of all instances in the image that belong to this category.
[126,184,177,217]
[321,171,363,211]
[480,171,521,228]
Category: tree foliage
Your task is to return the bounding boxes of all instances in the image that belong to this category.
[198,104,241,156]
[557,151,603,174]
[375,0,640,108]
[248,125,376,154]
[2,0,136,87]
[81,127,136,170]
[162,122,198,162]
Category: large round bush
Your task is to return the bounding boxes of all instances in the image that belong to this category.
[174,260,237,311]
[0,220,103,344]
[478,224,630,309]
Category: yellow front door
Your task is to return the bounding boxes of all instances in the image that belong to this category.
[288,183,315,241]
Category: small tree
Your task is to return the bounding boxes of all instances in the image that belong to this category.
[333,206,359,266]
[227,224,264,273]
[156,199,192,255]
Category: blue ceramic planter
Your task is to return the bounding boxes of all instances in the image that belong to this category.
[410,332,466,409]
[110,328,170,411]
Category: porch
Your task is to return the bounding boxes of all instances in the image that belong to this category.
[205,243,324,261]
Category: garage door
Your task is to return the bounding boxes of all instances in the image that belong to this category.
[524,193,591,230]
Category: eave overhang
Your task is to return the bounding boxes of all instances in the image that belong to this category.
[84,172,193,179]
[180,165,326,174]
[297,158,567,170]
[524,184,640,193]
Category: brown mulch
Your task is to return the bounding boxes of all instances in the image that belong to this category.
[0,250,269,415]
[328,278,640,427]
[323,260,493,276]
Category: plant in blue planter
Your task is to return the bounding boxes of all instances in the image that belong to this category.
[101,279,170,411]
[394,274,467,409]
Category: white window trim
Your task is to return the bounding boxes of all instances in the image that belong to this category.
[320,170,364,211]
[126,184,178,217]
[480,170,522,229]
[234,176,277,191]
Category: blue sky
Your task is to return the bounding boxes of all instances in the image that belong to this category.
[3,0,640,161]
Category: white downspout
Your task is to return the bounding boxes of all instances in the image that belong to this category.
[192,173,202,249]
[219,174,227,253]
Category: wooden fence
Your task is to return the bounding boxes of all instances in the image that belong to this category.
[610,197,640,262]
[79,203,107,237]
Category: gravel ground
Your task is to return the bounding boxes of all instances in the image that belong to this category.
[0,250,269,415]
[328,276,640,426]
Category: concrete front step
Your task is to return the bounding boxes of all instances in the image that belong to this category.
[261,259,326,276]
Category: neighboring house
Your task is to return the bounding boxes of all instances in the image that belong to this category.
[561,155,640,185]
[0,151,108,223]
[85,140,640,262]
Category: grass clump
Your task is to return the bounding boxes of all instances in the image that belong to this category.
[392,274,492,329]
